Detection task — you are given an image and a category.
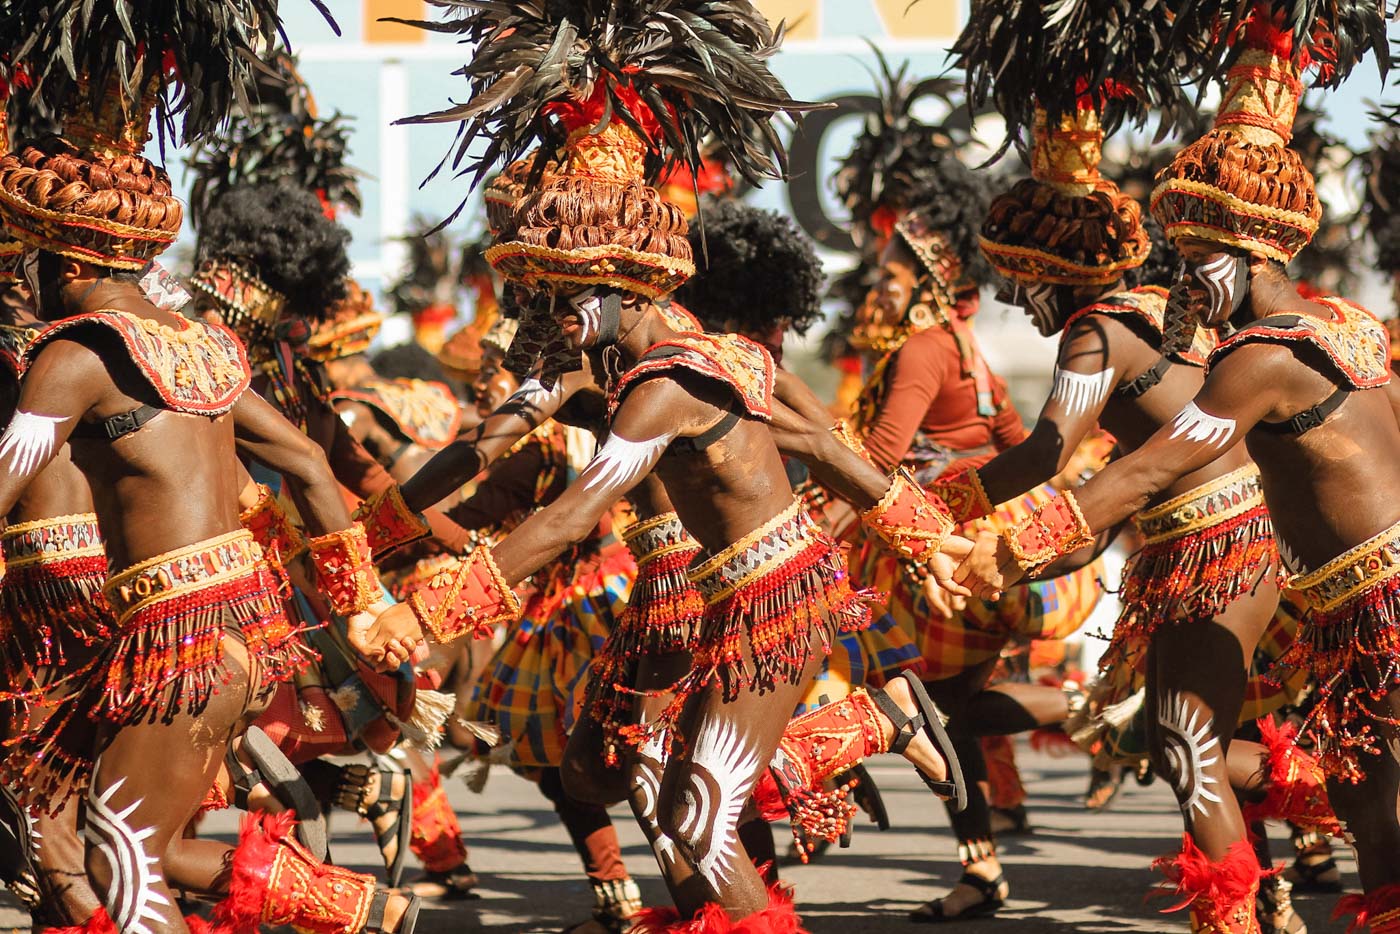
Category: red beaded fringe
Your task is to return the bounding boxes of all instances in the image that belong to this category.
[646,537,869,747]
[0,552,111,699]
[1109,502,1276,665]
[589,544,704,765]
[1274,574,1400,783]
[4,563,310,812]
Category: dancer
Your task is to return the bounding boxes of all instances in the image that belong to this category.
[955,5,1398,930]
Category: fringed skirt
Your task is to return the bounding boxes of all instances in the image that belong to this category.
[1279,521,1400,782]
[587,513,704,766]
[657,500,869,739]
[4,529,307,810]
[461,542,636,771]
[0,513,111,704]
[1109,464,1278,668]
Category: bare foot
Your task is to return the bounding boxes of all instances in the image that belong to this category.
[878,677,949,786]
[379,891,412,931]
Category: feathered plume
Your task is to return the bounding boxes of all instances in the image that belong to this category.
[0,0,338,148]
[388,216,459,317]
[185,49,362,229]
[833,44,973,243]
[390,0,822,197]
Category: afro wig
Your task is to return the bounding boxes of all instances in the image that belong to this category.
[676,200,825,337]
[196,179,351,316]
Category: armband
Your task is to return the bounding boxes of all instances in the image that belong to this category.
[308,523,383,616]
[407,546,522,644]
[929,466,994,524]
[860,467,955,561]
[353,485,432,559]
[1002,491,1094,576]
[239,484,308,564]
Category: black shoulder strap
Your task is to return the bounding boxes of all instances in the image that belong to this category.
[1115,356,1173,400]
[667,409,742,456]
[1254,386,1349,436]
[70,404,163,442]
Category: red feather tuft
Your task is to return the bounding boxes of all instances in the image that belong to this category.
[750,770,790,824]
[208,811,298,934]
[1152,835,1262,916]
[1333,882,1400,933]
[1030,727,1081,757]
[39,908,117,934]
[543,79,666,141]
[626,884,809,934]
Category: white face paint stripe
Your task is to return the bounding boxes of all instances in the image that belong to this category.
[1158,692,1223,819]
[569,290,603,345]
[1050,367,1116,418]
[581,433,671,492]
[0,411,69,478]
[1168,402,1236,449]
[1196,254,1240,317]
[85,778,170,934]
[679,719,762,887]
[1023,283,1058,333]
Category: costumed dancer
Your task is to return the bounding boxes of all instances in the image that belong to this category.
[955,3,1398,930]
[0,1,428,929]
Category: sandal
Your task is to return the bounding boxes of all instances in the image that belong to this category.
[908,871,1007,923]
[1284,831,1342,894]
[1257,875,1307,934]
[871,671,967,812]
[0,785,43,918]
[407,864,480,900]
[366,889,422,933]
[335,756,414,889]
[1084,765,1123,811]
[226,726,327,861]
[844,763,890,831]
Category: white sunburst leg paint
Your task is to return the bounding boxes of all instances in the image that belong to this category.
[1168,402,1236,449]
[631,715,680,871]
[0,411,70,479]
[1157,691,1224,821]
[85,777,170,934]
[674,719,762,888]
[1050,367,1116,418]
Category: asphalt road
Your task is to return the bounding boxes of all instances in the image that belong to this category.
[0,744,1357,932]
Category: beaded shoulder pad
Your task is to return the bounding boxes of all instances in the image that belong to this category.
[608,332,775,421]
[1062,286,1216,366]
[26,310,251,415]
[0,324,38,380]
[331,377,463,449]
[1209,297,1391,390]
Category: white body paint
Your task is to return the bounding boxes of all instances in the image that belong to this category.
[568,290,603,345]
[1158,692,1223,819]
[676,719,761,887]
[1168,402,1236,449]
[86,778,170,934]
[582,433,671,493]
[631,717,678,869]
[0,411,70,478]
[1051,367,1116,418]
[508,377,567,412]
[1193,254,1243,320]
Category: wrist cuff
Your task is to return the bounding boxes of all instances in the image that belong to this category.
[861,467,955,561]
[1002,491,1094,575]
[407,546,521,644]
[353,485,432,559]
[308,523,383,616]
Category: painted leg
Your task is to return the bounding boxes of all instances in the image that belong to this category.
[25,792,103,925]
[539,767,640,932]
[1328,684,1400,933]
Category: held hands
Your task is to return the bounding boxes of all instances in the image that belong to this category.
[346,600,429,672]
[953,529,1025,600]
[920,533,974,618]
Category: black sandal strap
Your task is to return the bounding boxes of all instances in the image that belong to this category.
[957,871,1006,899]
[869,687,923,756]
[365,889,389,931]
[224,747,262,811]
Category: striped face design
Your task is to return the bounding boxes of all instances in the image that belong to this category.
[1182,254,1247,326]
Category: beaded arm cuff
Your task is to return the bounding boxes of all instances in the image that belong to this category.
[929,466,994,523]
[239,484,308,564]
[407,546,522,644]
[1002,491,1094,576]
[861,468,956,561]
[352,485,432,559]
[308,523,384,616]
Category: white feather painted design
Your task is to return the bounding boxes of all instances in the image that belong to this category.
[0,411,69,478]
[582,433,670,492]
[1168,402,1235,449]
[85,778,169,934]
[677,719,761,886]
[1051,367,1116,417]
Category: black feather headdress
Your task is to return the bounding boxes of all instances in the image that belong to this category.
[0,0,337,150]
[833,45,973,249]
[388,217,459,319]
[185,50,362,230]
[391,0,820,193]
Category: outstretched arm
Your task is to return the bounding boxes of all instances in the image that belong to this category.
[401,371,587,512]
[233,390,355,536]
[956,343,1287,598]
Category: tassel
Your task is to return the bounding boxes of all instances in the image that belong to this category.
[387,688,455,751]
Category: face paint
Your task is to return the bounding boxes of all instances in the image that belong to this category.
[20,252,43,316]
[1157,692,1223,819]
[1184,253,1248,326]
[85,778,170,934]
[581,432,671,493]
[1008,281,1060,335]
[1050,367,1116,417]
[1167,401,1235,449]
[563,288,604,346]
[675,718,761,887]
[0,411,70,478]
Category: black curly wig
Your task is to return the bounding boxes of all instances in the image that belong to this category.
[1124,217,1177,291]
[196,179,351,316]
[675,200,825,337]
[899,151,994,291]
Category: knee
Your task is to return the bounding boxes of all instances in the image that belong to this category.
[560,733,628,806]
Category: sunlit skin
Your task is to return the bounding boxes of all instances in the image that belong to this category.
[958,237,1400,896]
[0,256,419,932]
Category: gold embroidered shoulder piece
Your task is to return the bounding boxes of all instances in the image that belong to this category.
[1063,286,1216,365]
[27,310,251,414]
[1210,297,1391,390]
[331,378,464,449]
[608,332,775,421]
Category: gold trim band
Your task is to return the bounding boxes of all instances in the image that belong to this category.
[1134,464,1265,545]
[1292,520,1400,613]
[104,530,263,621]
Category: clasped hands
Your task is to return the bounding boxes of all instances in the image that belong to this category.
[915,529,1026,614]
[347,598,429,671]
